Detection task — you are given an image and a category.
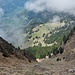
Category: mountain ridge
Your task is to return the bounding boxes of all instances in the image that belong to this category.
[0,37,36,65]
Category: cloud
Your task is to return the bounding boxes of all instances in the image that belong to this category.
[0,8,4,18]
[0,1,26,48]
[52,16,60,23]
[6,27,24,47]
[0,17,25,47]
[24,0,75,15]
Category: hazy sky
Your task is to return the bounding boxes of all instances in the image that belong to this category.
[25,0,75,15]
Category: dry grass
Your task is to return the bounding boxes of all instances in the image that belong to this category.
[22,22,65,48]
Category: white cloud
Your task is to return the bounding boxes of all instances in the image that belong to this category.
[0,8,4,18]
[52,16,60,23]
[25,0,75,15]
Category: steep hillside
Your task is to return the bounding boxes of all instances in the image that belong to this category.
[1,32,75,75]
[0,37,36,65]
[63,31,75,61]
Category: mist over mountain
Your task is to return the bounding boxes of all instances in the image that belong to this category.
[0,0,75,47]
[25,0,75,15]
[1,1,75,75]
[0,0,29,47]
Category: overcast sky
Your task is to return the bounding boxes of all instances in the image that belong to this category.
[25,0,75,15]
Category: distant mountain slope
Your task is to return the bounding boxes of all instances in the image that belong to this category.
[22,22,65,48]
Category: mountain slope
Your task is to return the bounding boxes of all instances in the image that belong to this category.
[1,32,75,75]
[0,37,36,65]
[63,31,75,61]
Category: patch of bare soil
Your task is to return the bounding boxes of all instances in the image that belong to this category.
[0,57,75,75]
